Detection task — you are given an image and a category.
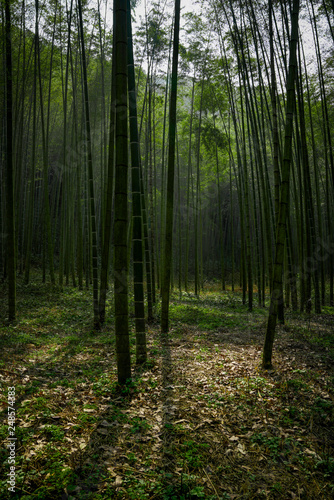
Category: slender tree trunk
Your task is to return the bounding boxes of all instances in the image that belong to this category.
[263,0,300,369]
[184,74,195,292]
[37,1,56,285]
[241,87,253,312]
[78,0,99,327]
[5,0,16,321]
[195,76,204,297]
[140,162,153,321]
[270,0,283,321]
[69,45,83,290]
[176,134,182,296]
[127,0,147,364]
[99,12,116,326]
[24,2,38,285]
[114,0,131,382]
[161,0,181,333]
[147,68,156,305]
[296,51,321,313]
[160,53,171,292]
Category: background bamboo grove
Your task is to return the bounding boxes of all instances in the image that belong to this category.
[1,0,334,377]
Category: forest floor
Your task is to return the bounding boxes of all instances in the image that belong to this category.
[0,275,334,499]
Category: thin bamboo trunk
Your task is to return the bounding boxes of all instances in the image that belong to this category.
[5,0,16,321]
[127,0,147,364]
[263,0,300,369]
[78,0,99,327]
[161,0,181,333]
[114,0,131,382]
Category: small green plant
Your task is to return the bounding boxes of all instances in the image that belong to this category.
[78,413,99,424]
[311,397,334,423]
[25,379,43,394]
[148,378,158,388]
[161,473,211,500]
[15,427,35,443]
[281,405,305,426]
[251,433,281,459]
[31,396,49,410]
[93,375,113,395]
[315,457,334,478]
[287,378,309,391]
[119,378,139,395]
[122,472,159,500]
[127,452,137,463]
[181,441,210,469]
[271,482,282,493]
[43,424,65,441]
[0,425,7,440]
[131,417,151,433]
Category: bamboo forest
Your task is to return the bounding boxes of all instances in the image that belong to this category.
[1,0,334,498]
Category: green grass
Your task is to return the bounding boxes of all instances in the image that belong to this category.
[168,296,266,331]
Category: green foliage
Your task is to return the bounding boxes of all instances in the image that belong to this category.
[42,424,65,442]
[251,433,280,457]
[287,378,310,391]
[311,397,334,423]
[161,473,215,500]
[200,120,229,158]
[315,457,334,478]
[131,417,151,433]
[271,482,283,493]
[168,294,263,331]
[180,441,210,469]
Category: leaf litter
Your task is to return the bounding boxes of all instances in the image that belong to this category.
[0,283,333,499]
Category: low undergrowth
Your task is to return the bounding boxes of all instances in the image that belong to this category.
[0,274,333,499]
